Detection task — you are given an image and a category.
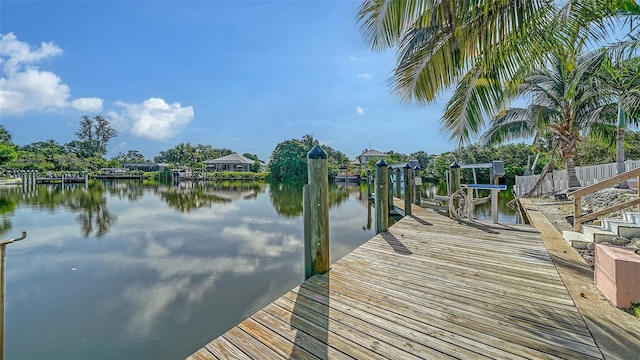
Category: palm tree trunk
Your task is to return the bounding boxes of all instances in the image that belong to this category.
[616,127,629,188]
[565,156,581,188]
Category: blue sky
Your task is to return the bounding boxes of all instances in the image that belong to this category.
[0,0,455,162]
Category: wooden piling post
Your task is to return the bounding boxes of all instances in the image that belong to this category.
[375,159,389,233]
[395,168,402,197]
[304,145,329,280]
[387,165,393,209]
[366,170,371,199]
[450,161,460,195]
[403,163,412,216]
[1,231,26,360]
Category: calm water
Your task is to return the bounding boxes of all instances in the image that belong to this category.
[0,180,517,359]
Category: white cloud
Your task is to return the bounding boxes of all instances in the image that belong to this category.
[0,32,103,115]
[71,97,104,112]
[111,97,194,140]
[356,106,364,115]
[357,73,372,79]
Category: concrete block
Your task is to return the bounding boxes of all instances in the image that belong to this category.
[594,244,640,308]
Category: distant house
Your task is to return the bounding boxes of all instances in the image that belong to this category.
[389,159,421,170]
[121,163,168,172]
[354,149,388,166]
[204,153,264,172]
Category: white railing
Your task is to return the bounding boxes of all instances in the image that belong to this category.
[514,160,640,196]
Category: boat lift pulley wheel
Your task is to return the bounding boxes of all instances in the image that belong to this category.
[449,189,474,221]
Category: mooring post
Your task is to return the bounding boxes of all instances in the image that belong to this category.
[375,159,389,233]
[413,166,421,205]
[1,231,26,360]
[450,161,460,195]
[403,163,412,216]
[395,168,402,198]
[387,165,393,209]
[449,161,461,218]
[366,169,371,199]
[303,145,329,280]
[637,174,640,211]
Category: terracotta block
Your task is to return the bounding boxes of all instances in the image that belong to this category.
[594,244,640,308]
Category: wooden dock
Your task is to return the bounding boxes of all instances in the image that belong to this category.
[189,201,603,359]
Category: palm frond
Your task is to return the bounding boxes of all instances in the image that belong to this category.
[440,66,504,145]
[357,0,430,51]
[480,108,536,145]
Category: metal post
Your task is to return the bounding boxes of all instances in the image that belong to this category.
[304,145,329,279]
[375,159,389,233]
[492,176,499,223]
[403,163,412,216]
[466,185,474,220]
[1,231,27,360]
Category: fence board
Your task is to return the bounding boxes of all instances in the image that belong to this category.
[514,160,640,196]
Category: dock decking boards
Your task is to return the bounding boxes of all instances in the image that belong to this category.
[189,203,603,359]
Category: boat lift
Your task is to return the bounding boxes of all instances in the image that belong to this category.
[428,160,506,223]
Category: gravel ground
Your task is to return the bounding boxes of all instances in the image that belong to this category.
[526,188,640,267]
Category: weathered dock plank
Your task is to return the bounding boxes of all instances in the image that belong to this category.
[188,203,603,359]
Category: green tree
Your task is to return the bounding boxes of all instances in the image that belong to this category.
[481,46,612,187]
[575,137,615,166]
[74,115,118,157]
[21,140,66,162]
[114,150,148,164]
[0,144,17,166]
[0,125,16,166]
[269,139,309,182]
[625,129,640,160]
[0,125,12,144]
[410,150,430,169]
[597,55,640,183]
[8,151,54,171]
[154,143,233,167]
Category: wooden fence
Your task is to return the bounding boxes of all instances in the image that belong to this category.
[514,160,640,197]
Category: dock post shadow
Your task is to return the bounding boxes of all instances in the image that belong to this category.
[289,273,329,359]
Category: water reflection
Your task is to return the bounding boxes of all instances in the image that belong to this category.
[268,182,354,218]
[0,182,117,238]
[3,180,376,360]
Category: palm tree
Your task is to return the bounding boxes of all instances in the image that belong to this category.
[480,46,614,188]
[359,0,552,139]
[598,56,640,186]
[358,1,638,145]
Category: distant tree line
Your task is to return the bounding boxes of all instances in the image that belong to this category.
[2,116,639,184]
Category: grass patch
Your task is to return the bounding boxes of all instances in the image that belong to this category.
[623,303,640,320]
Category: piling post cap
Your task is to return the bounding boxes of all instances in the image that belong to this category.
[307,145,328,159]
[403,163,412,169]
[366,169,371,176]
[414,165,421,170]
[395,167,401,173]
[450,161,460,169]
[387,165,392,170]
[375,158,388,167]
